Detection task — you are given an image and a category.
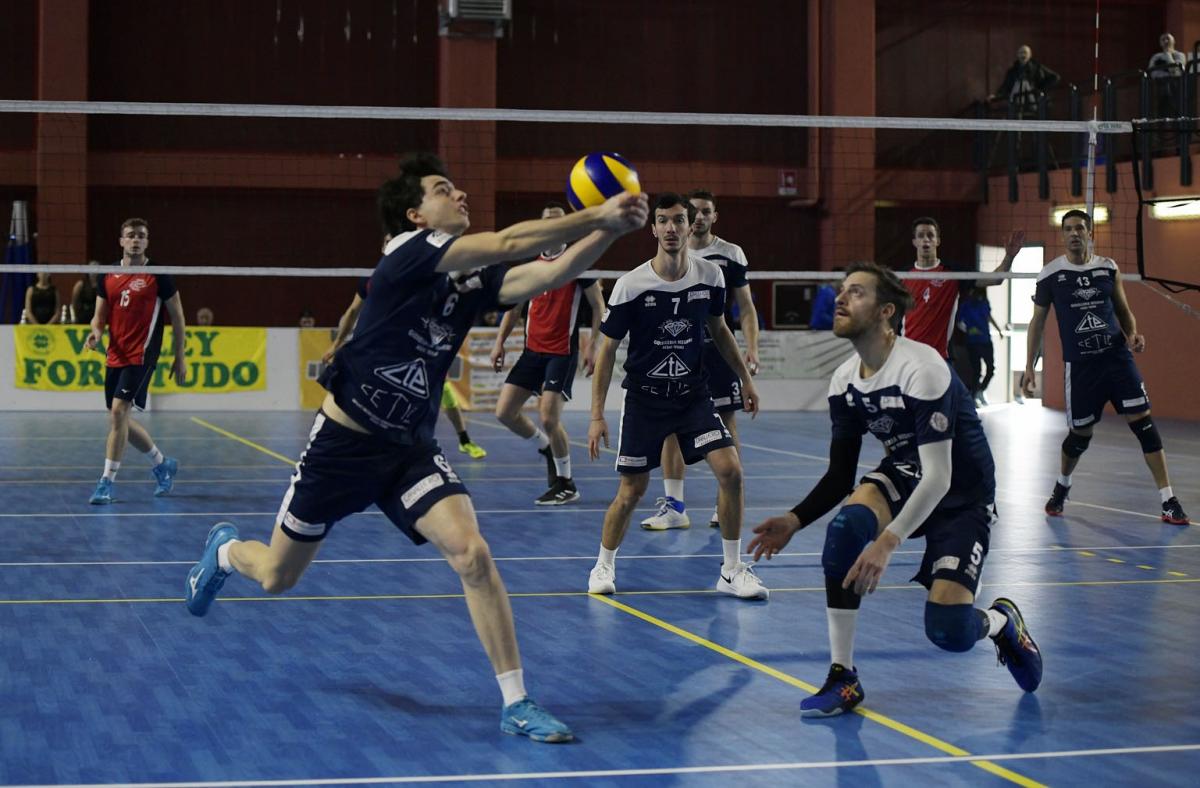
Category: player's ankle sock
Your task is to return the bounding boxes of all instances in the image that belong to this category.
[553,455,571,480]
[526,428,551,450]
[664,478,684,502]
[1160,486,1174,503]
[145,445,164,466]
[721,539,741,573]
[598,545,618,567]
[827,608,859,668]
[983,606,1008,638]
[457,430,472,446]
[216,539,240,573]
[103,460,120,481]
[495,668,527,707]
[1057,474,1072,488]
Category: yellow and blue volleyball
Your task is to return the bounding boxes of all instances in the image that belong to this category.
[565,152,641,210]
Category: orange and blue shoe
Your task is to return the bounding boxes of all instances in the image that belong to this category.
[800,663,864,717]
[990,597,1042,692]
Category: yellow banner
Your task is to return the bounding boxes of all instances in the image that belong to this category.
[14,325,267,393]
[298,328,335,409]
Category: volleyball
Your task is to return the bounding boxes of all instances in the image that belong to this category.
[565,152,641,210]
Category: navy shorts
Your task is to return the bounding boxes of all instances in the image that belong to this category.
[615,388,734,474]
[505,350,577,400]
[703,343,743,413]
[860,454,993,596]
[105,362,156,411]
[1066,349,1149,429]
[276,411,469,544]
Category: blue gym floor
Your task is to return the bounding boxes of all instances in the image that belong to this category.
[1,404,1198,787]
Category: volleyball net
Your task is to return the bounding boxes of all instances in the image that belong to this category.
[1,99,1194,409]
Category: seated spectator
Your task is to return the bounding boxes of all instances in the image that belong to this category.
[299,309,317,329]
[989,45,1060,114]
[25,269,61,325]
[70,260,102,324]
[1148,33,1188,117]
[195,307,214,326]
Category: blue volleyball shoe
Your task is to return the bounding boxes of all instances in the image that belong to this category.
[990,597,1042,692]
[500,697,574,743]
[800,664,864,717]
[186,522,239,617]
[89,477,114,505]
[152,457,178,496]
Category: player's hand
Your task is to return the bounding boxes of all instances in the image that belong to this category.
[1004,229,1026,261]
[1129,333,1146,353]
[85,327,102,351]
[588,417,609,460]
[490,342,505,372]
[1021,368,1036,399]
[842,530,899,596]
[745,350,760,377]
[582,348,597,377]
[597,192,649,234]
[742,380,761,419]
[748,513,801,561]
[171,356,187,384]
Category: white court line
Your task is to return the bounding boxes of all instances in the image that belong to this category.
[3,743,1197,787]
[3,542,1198,568]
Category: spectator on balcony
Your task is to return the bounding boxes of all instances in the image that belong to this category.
[989,45,1060,115]
[25,269,61,325]
[1148,33,1188,118]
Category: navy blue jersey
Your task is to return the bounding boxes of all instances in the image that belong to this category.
[828,337,995,509]
[600,256,726,398]
[355,276,369,299]
[692,236,748,342]
[1034,255,1124,362]
[319,229,507,444]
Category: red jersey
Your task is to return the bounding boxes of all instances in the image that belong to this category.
[98,263,177,367]
[902,264,966,359]
[525,249,592,355]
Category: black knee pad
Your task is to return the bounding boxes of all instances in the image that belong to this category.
[1128,415,1163,454]
[1062,430,1092,459]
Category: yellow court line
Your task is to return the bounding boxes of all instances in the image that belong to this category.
[590,594,1044,788]
[190,417,297,466]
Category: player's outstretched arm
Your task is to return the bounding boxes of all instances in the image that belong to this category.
[323,294,364,363]
[86,297,109,350]
[582,281,605,376]
[490,305,524,372]
[1111,271,1145,352]
[977,229,1026,287]
[164,293,188,384]
[1023,305,1049,397]
[438,192,648,273]
[587,333,618,460]
[706,315,760,416]
[498,222,636,306]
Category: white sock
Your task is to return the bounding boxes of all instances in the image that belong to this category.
[103,460,120,481]
[553,455,571,480]
[598,545,618,567]
[985,607,1007,638]
[527,428,551,450]
[1058,474,1072,488]
[721,538,740,573]
[145,445,164,466]
[496,668,527,707]
[664,478,684,502]
[827,608,860,668]
[217,539,240,573]
[1160,486,1174,503]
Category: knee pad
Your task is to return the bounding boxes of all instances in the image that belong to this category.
[1128,415,1163,454]
[1061,430,1092,459]
[822,504,878,581]
[924,602,985,653]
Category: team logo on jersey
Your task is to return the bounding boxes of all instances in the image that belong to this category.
[421,318,454,346]
[601,308,611,323]
[1056,273,1068,282]
[687,290,710,302]
[128,278,148,292]
[648,353,691,378]
[427,230,454,248]
[1075,311,1108,333]
[880,395,905,410]
[374,359,429,398]
[1072,286,1101,300]
[694,430,723,448]
[1078,334,1113,352]
[929,412,949,432]
[643,295,657,308]
[867,415,896,434]
[659,318,692,337]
